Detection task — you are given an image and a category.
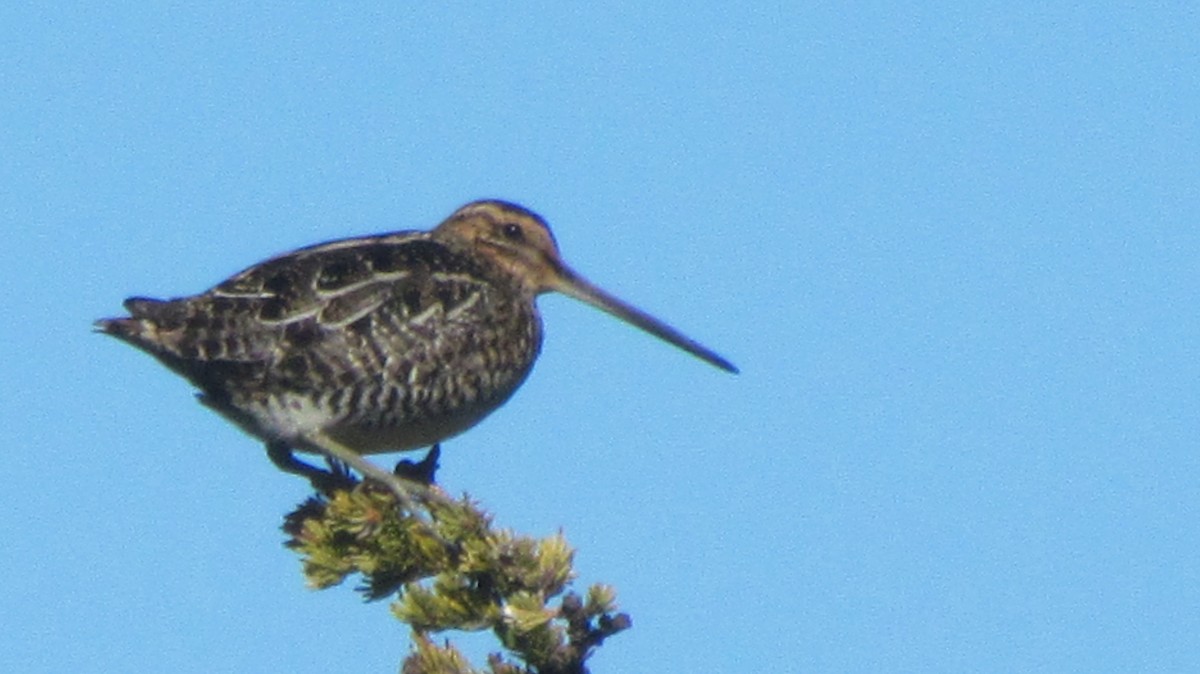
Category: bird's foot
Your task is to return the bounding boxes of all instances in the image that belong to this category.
[268,441,357,496]
[393,444,441,485]
[314,457,361,494]
[295,431,425,514]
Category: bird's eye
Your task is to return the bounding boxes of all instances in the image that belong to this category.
[502,223,524,241]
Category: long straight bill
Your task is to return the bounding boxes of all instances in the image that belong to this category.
[552,267,739,374]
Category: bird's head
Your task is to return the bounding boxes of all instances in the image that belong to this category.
[434,199,738,373]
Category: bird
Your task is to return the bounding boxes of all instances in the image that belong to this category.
[96,200,737,498]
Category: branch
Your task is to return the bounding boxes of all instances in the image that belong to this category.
[282,473,631,673]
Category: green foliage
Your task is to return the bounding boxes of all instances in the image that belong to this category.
[283,480,630,673]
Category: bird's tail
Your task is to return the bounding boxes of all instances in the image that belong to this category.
[93,297,174,348]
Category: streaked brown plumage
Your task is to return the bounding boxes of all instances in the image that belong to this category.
[97,200,736,492]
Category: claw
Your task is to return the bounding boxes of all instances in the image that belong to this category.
[394,444,441,485]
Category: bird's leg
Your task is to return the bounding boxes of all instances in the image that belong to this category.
[394,444,441,485]
[266,440,355,494]
[298,431,424,513]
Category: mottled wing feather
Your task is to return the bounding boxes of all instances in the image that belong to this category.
[265,270,496,392]
[106,231,507,389]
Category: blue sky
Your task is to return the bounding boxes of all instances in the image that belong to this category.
[3,3,1197,672]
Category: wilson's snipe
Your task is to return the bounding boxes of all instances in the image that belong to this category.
[97,200,736,496]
